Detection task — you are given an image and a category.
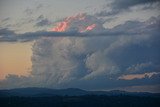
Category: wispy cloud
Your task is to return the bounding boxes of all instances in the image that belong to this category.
[96,0,160,16]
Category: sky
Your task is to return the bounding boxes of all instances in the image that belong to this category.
[0,0,160,92]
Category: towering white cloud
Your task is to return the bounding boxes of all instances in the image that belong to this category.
[30,14,109,87]
[0,14,159,90]
[30,14,160,88]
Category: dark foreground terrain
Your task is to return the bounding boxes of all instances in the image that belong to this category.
[0,95,160,107]
[0,88,160,107]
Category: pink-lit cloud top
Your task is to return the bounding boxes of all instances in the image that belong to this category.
[51,13,103,32]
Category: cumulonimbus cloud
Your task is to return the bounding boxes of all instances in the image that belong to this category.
[0,14,160,90]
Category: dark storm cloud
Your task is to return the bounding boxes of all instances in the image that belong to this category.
[0,71,159,90]
[0,28,15,35]
[111,0,159,10]
[0,28,151,42]
[96,0,159,16]
[0,28,17,42]
[65,73,160,90]
[0,30,126,42]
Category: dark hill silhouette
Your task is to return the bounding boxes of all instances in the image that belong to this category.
[0,88,160,107]
[0,87,159,97]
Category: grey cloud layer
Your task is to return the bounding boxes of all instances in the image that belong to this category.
[0,15,159,42]
[96,0,159,16]
[111,0,159,10]
[0,30,143,42]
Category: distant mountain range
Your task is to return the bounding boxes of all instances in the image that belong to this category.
[0,87,159,97]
